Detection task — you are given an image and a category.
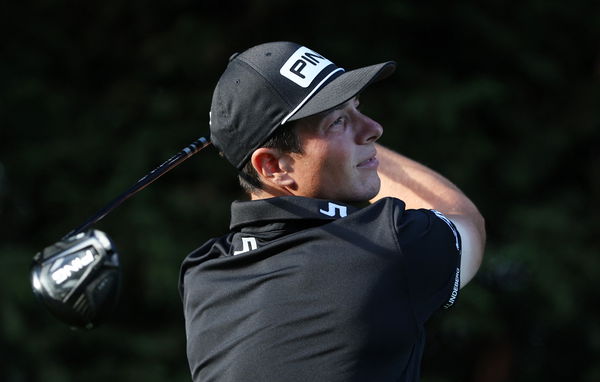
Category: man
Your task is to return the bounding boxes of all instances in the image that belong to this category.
[180,41,485,381]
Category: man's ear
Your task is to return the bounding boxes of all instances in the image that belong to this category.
[251,148,296,187]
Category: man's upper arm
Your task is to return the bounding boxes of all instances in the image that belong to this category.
[446,214,486,289]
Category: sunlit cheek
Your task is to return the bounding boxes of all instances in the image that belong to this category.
[298,138,356,198]
[295,155,327,196]
[321,154,352,191]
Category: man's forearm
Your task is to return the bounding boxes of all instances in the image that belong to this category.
[372,145,486,288]
[371,144,478,217]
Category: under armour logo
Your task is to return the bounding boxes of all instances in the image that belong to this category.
[319,202,347,218]
[233,237,258,255]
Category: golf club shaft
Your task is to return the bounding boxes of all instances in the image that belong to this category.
[63,137,211,240]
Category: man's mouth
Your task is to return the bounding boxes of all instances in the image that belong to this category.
[357,156,379,168]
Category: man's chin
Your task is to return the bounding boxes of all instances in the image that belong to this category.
[341,183,381,205]
[364,178,382,200]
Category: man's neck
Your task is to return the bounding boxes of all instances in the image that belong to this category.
[250,185,295,200]
[249,191,371,209]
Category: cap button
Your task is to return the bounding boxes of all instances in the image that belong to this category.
[228,52,240,62]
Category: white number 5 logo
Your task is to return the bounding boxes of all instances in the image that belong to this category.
[233,237,258,256]
[319,202,347,218]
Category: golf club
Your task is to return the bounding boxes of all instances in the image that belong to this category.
[31,136,211,329]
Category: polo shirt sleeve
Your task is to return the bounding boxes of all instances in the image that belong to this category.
[393,207,462,322]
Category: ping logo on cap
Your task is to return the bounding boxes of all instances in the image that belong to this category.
[280,47,334,88]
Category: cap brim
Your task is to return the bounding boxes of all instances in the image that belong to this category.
[286,61,396,122]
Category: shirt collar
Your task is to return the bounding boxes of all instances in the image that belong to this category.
[230,196,359,231]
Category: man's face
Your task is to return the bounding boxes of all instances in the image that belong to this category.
[288,97,383,202]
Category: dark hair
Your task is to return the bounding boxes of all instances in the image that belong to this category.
[238,122,303,194]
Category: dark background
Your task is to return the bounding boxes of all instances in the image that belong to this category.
[1,0,599,381]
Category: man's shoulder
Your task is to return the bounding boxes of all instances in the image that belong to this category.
[180,235,227,268]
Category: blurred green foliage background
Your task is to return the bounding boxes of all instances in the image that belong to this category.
[1,0,599,381]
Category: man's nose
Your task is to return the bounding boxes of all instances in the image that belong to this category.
[356,113,383,144]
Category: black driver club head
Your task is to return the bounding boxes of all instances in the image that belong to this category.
[29,138,210,329]
[31,229,121,329]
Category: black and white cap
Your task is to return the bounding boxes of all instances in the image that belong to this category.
[209,41,396,170]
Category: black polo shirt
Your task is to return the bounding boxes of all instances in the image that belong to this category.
[180,196,461,382]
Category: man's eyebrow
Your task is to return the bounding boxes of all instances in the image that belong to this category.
[334,97,358,111]
[323,97,357,116]
[309,96,358,123]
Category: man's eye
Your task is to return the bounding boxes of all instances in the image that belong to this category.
[331,117,344,127]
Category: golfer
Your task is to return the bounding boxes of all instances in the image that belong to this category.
[180,41,486,381]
